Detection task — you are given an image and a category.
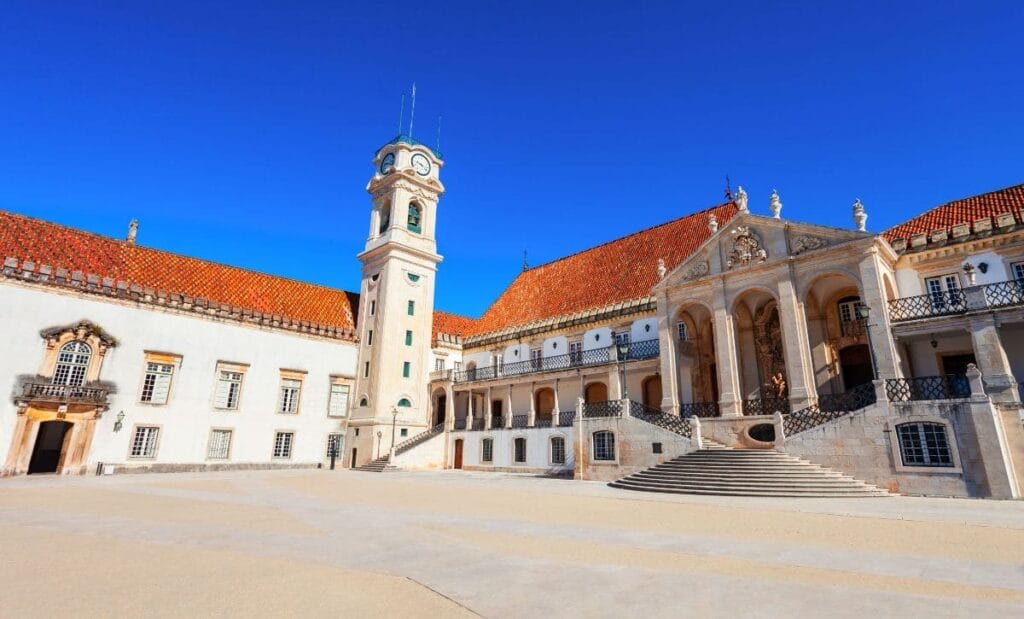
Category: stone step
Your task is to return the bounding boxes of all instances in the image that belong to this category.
[633,470,852,481]
[622,475,875,489]
[610,480,891,498]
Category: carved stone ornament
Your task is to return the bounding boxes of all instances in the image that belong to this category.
[725,226,767,269]
[791,235,829,255]
[682,260,710,282]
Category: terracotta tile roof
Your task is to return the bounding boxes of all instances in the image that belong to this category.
[467,201,739,338]
[885,183,1024,242]
[0,210,359,332]
[432,310,478,345]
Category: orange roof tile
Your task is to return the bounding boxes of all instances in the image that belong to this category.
[885,183,1024,243]
[467,202,739,338]
[0,210,359,332]
[432,310,478,345]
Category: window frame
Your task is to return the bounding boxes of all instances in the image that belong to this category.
[213,363,247,411]
[53,341,92,387]
[550,435,566,465]
[207,428,233,460]
[272,431,295,460]
[326,433,343,460]
[139,357,177,406]
[277,377,303,415]
[512,436,527,464]
[592,430,616,462]
[888,418,961,473]
[128,425,161,459]
[327,381,351,418]
[481,437,494,463]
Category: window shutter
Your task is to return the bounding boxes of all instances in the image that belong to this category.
[151,371,172,405]
[214,377,231,408]
[329,384,350,417]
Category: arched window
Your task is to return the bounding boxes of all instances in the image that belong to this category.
[397,398,412,408]
[379,204,391,233]
[481,438,493,463]
[896,422,954,467]
[513,437,527,463]
[407,202,422,233]
[465,362,477,381]
[53,341,91,386]
[358,397,368,407]
[593,431,615,461]
[550,436,566,465]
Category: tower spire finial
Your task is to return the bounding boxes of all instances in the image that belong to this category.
[522,250,529,271]
[436,114,442,152]
[397,93,405,135]
[408,83,417,137]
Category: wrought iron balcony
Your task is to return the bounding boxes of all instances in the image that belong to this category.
[888,279,1024,322]
[679,401,720,418]
[741,397,791,416]
[18,381,110,406]
[453,339,660,384]
[582,400,625,418]
[557,410,576,426]
[885,375,970,401]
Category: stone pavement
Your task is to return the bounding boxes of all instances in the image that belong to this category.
[1,469,1022,618]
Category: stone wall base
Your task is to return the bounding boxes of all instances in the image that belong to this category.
[95,461,322,475]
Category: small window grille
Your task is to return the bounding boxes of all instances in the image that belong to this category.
[513,437,527,463]
[897,423,954,467]
[551,437,566,464]
[482,438,493,463]
[273,432,294,459]
[130,426,160,458]
[140,362,174,404]
[593,431,615,461]
[326,433,343,458]
[277,378,302,414]
[207,429,232,460]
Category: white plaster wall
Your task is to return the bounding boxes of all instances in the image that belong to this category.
[905,334,973,377]
[463,351,492,370]
[504,343,530,364]
[964,251,1009,285]
[631,317,658,343]
[0,282,357,470]
[453,427,574,473]
[543,335,568,357]
[583,327,612,351]
[894,268,923,297]
[392,432,445,469]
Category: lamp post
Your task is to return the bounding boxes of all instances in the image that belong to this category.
[616,340,631,400]
[856,304,878,381]
[389,405,398,461]
[375,430,382,459]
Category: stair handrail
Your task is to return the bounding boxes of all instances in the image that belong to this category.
[783,382,877,437]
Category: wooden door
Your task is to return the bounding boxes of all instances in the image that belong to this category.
[453,439,464,469]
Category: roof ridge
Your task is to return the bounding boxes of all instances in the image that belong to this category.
[0,209,359,296]
[523,200,734,273]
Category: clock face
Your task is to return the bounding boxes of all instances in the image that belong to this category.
[379,152,395,175]
[410,153,431,176]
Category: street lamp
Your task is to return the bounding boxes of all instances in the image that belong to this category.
[375,430,382,459]
[856,304,878,380]
[616,340,631,400]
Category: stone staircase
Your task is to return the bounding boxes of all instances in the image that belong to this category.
[354,455,397,473]
[609,447,891,498]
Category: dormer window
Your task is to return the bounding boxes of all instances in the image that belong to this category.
[53,342,91,386]
[408,203,422,233]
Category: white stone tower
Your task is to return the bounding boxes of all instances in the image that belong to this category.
[345,135,444,467]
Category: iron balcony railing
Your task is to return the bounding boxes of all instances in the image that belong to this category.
[582,400,625,418]
[839,318,867,338]
[557,410,576,426]
[628,401,692,438]
[888,279,1024,322]
[742,396,791,416]
[453,339,660,384]
[783,382,878,437]
[679,401,720,418]
[453,418,467,430]
[885,375,971,401]
[511,414,530,428]
[19,381,110,406]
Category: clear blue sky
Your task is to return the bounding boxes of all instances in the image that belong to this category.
[2,1,1022,317]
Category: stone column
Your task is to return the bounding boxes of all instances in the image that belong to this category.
[969,317,1019,403]
[485,386,493,430]
[657,294,680,414]
[858,252,901,379]
[505,385,513,429]
[777,277,817,411]
[553,379,561,426]
[445,385,455,431]
[467,391,474,430]
[528,382,537,426]
[712,300,742,417]
[609,365,622,401]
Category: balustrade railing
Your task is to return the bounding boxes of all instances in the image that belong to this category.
[557,410,576,426]
[534,417,553,428]
[679,401,720,418]
[470,419,485,431]
[511,414,530,428]
[628,400,692,438]
[582,400,625,418]
[742,397,791,416]
[885,375,970,401]
[453,418,467,430]
[783,382,878,437]
[887,279,1024,322]
[453,339,660,383]
[20,381,110,405]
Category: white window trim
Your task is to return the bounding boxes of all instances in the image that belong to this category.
[511,435,528,465]
[127,424,161,460]
[277,378,303,415]
[591,430,618,464]
[138,360,177,406]
[206,428,234,460]
[886,417,962,474]
[480,437,494,464]
[213,364,247,411]
[327,381,351,418]
[549,434,567,466]
[272,430,295,460]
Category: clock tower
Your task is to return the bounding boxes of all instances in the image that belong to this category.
[345,135,444,467]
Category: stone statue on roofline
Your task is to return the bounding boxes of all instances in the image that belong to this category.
[853,199,868,232]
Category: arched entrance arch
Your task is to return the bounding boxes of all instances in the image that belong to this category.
[431,388,447,426]
[674,302,718,407]
[584,382,608,403]
[534,387,555,425]
[641,375,662,409]
[804,272,871,394]
[732,288,786,412]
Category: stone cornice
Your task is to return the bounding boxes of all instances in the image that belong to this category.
[888,210,1023,257]
[2,257,359,343]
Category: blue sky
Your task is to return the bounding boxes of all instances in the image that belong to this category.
[1,1,1022,317]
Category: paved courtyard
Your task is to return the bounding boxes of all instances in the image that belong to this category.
[1,469,1022,618]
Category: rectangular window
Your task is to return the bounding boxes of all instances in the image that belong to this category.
[614,331,631,347]
[130,426,160,459]
[207,429,232,460]
[482,438,493,463]
[652,442,663,454]
[1013,261,1024,282]
[434,358,446,371]
[370,300,376,316]
[551,437,566,464]
[570,341,583,365]
[278,378,302,414]
[676,322,689,342]
[593,431,615,461]
[214,367,245,410]
[367,330,373,346]
[405,330,413,346]
[328,383,350,417]
[326,433,343,459]
[454,361,462,372]
[140,362,175,404]
[407,300,415,316]
[402,362,411,378]
[400,428,408,437]
[364,362,370,378]
[513,437,527,463]
[898,423,954,467]
[530,348,542,370]
[925,274,962,311]
[273,432,294,459]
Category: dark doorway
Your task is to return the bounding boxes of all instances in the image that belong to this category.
[28,421,72,475]
[491,399,503,428]
[709,363,720,402]
[940,353,977,376]
[642,375,662,408]
[839,345,874,390]
[350,448,357,468]
[435,395,447,426]
[453,439,464,469]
